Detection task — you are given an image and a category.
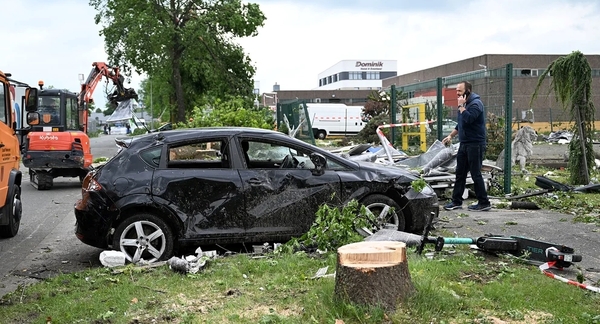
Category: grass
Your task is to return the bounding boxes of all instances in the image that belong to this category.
[1,248,599,323]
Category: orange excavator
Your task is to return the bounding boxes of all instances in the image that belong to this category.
[21,62,138,190]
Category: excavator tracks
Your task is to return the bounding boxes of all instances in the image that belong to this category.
[30,170,53,190]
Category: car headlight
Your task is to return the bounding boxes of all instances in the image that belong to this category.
[419,183,435,196]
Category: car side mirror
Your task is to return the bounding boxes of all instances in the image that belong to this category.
[310,152,326,176]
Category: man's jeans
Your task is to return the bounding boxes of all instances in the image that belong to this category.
[452,143,490,206]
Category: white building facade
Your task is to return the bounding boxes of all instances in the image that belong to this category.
[316,60,397,90]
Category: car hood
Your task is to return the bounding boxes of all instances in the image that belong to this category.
[353,161,420,183]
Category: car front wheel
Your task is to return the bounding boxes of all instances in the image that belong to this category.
[359,194,406,235]
[113,213,174,263]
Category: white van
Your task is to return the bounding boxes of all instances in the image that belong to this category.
[305,103,366,139]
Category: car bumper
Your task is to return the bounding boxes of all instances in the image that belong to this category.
[74,192,119,249]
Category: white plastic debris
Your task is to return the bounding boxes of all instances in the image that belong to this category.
[167,247,207,274]
[99,250,126,267]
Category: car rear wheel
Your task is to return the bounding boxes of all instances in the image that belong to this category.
[113,213,174,263]
[358,194,405,235]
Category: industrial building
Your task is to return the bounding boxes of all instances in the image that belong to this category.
[382,54,600,126]
[270,54,600,130]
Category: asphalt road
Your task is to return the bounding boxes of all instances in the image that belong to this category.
[0,139,598,298]
[0,134,120,298]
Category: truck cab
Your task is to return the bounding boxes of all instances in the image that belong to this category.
[0,69,37,237]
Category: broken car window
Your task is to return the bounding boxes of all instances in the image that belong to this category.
[167,140,229,169]
[139,146,162,168]
[242,139,346,170]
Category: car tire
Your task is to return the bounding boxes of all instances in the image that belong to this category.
[360,194,405,234]
[113,213,174,263]
[0,184,22,238]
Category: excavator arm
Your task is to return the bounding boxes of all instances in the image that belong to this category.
[78,62,138,110]
[78,62,138,133]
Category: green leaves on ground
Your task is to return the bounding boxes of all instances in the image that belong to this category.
[281,200,375,253]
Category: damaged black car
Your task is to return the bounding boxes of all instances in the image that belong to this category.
[75,127,439,262]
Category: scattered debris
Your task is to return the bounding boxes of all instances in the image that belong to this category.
[99,251,126,268]
[311,266,335,279]
[111,261,167,274]
[540,257,600,293]
[544,130,573,143]
[167,247,215,274]
[496,125,538,173]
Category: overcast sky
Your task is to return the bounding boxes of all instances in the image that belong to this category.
[2,0,599,108]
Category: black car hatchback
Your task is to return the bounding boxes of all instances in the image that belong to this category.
[75,127,438,262]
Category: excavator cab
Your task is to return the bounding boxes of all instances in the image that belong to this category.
[27,89,80,132]
[21,88,90,190]
[22,62,136,190]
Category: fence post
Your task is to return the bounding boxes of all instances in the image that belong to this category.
[391,85,397,144]
[436,77,443,140]
[503,63,513,194]
[276,102,281,130]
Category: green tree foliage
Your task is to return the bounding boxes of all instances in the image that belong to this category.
[357,89,407,144]
[362,90,390,120]
[138,75,173,123]
[280,200,376,253]
[356,114,390,144]
[531,51,595,184]
[183,96,274,129]
[90,0,266,123]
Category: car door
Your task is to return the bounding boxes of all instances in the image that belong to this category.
[236,137,343,239]
[151,137,246,241]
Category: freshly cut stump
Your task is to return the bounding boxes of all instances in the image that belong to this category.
[334,241,415,311]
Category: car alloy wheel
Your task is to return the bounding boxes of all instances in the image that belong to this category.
[358,194,406,236]
[113,214,174,263]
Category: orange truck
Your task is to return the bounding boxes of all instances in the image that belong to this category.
[0,69,37,237]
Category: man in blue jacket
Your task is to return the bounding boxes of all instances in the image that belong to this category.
[441,81,491,211]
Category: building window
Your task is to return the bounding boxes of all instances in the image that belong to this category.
[349,72,362,80]
[366,72,380,80]
[333,74,338,82]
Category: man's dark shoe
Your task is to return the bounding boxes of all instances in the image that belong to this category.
[468,204,491,211]
[443,202,462,210]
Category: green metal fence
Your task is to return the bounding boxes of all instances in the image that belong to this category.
[386,63,515,193]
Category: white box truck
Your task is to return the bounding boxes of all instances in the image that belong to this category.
[306,103,366,139]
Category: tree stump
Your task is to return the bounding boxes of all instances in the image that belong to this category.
[334,241,415,311]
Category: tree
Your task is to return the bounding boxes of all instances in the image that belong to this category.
[184,96,274,129]
[357,89,407,144]
[90,0,266,123]
[362,90,390,120]
[531,51,595,184]
[95,108,103,113]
